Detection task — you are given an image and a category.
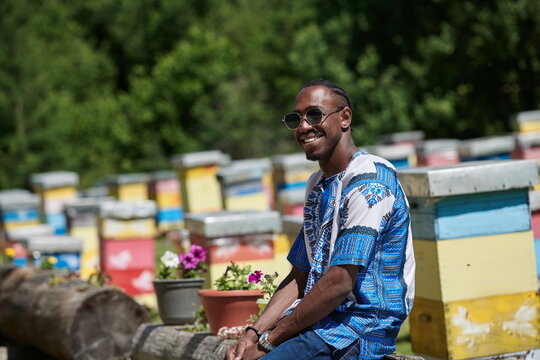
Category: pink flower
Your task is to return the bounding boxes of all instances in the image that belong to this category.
[190,244,207,262]
[179,253,199,270]
[248,270,263,284]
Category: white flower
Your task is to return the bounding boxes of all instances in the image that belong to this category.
[160,250,180,268]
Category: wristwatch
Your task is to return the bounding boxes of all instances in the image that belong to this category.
[258,331,276,352]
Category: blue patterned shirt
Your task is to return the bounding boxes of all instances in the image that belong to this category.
[287,151,415,359]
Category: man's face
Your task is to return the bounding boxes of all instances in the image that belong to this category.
[293,86,345,161]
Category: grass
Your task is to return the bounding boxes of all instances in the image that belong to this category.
[396,319,413,355]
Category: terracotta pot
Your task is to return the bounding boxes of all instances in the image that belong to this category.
[153,278,205,325]
[198,289,263,334]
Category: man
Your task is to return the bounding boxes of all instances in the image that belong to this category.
[226,80,415,360]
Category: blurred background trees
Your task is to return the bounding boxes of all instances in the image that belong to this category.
[1,0,539,188]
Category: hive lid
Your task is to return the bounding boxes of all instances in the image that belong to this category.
[272,153,319,172]
[378,130,425,144]
[99,200,157,219]
[282,215,303,238]
[368,143,415,160]
[217,159,271,182]
[7,224,56,242]
[82,185,109,198]
[514,132,540,149]
[170,150,231,168]
[416,139,461,154]
[64,197,115,216]
[398,159,538,198]
[458,135,515,158]
[30,171,79,189]
[0,192,40,210]
[109,173,150,185]
[151,170,178,181]
[512,110,540,124]
[184,210,282,237]
[23,235,83,253]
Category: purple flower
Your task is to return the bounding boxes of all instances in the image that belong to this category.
[248,270,263,284]
[190,244,207,262]
[179,253,199,270]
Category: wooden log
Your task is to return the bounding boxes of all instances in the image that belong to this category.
[131,324,425,360]
[0,265,149,360]
[132,324,235,360]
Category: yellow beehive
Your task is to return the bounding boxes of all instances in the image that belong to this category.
[108,174,150,203]
[156,192,181,208]
[225,192,269,211]
[414,231,538,302]
[116,183,148,202]
[40,186,77,201]
[4,220,40,231]
[172,150,230,214]
[410,291,540,360]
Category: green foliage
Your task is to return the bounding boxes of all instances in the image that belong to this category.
[213,262,255,291]
[1,0,540,188]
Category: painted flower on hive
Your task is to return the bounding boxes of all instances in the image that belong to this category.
[4,247,16,259]
[156,246,207,280]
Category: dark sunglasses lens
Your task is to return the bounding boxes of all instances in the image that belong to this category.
[284,113,301,129]
[306,108,323,125]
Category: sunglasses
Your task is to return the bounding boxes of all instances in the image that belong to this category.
[282,106,345,130]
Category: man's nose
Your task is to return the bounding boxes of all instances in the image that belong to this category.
[297,115,313,131]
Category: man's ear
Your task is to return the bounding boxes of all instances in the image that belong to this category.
[340,107,352,130]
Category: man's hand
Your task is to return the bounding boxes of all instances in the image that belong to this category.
[226,335,256,360]
[240,343,268,360]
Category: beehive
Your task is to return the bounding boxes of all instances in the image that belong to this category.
[399,160,540,360]
[217,158,273,211]
[23,234,83,271]
[458,135,514,162]
[30,171,79,234]
[148,170,183,232]
[65,197,112,279]
[99,201,157,296]
[171,150,230,214]
[415,139,461,167]
[185,210,282,288]
[0,190,40,231]
[272,153,319,215]
[369,143,416,169]
[108,173,150,203]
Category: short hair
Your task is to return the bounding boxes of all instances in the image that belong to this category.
[301,79,353,111]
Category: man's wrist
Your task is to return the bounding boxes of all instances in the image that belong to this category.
[245,326,261,341]
[258,331,276,352]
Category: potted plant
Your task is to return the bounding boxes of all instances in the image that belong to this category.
[153,245,207,325]
[249,270,278,313]
[198,262,277,334]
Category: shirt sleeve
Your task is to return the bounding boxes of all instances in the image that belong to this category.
[330,180,395,268]
[287,227,310,272]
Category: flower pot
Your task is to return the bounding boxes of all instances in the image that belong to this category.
[198,289,264,334]
[153,278,205,325]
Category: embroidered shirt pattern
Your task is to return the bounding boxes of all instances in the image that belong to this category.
[287,151,416,359]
